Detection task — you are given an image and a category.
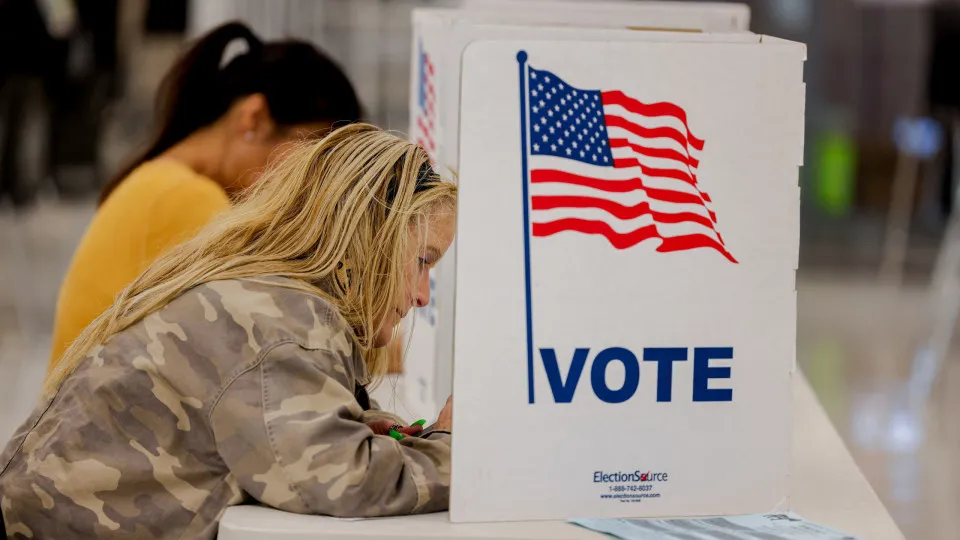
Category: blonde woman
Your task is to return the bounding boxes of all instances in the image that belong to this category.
[0,125,456,539]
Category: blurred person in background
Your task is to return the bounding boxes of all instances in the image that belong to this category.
[1,124,456,539]
[47,21,362,369]
[0,0,121,205]
[0,0,71,207]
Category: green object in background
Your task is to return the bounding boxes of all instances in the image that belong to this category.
[815,131,857,217]
[412,419,426,427]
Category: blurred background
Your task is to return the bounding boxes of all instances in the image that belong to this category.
[1,0,959,537]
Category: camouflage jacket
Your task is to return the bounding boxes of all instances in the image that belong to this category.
[0,277,451,539]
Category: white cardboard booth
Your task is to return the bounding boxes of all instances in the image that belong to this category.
[450,35,803,522]
[402,2,752,422]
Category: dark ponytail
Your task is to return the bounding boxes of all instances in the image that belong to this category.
[100,21,362,204]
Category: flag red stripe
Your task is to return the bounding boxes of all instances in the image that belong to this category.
[531,195,716,230]
[604,115,702,160]
[531,169,711,209]
[417,137,434,152]
[417,118,435,149]
[533,218,737,263]
[601,90,705,150]
[612,158,698,187]
[609,138,700,169]
[657,232,737,263]
[416,51,436,159]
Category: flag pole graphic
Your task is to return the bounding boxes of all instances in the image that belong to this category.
[517,50,535,404]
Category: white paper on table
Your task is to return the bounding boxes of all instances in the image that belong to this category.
[572,513,859,540]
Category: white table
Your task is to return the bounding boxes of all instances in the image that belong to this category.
[219,375,904,540]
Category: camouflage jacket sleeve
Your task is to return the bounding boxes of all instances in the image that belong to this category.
[209,341,451,517]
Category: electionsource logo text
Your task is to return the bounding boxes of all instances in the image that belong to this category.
[593,471,669,483]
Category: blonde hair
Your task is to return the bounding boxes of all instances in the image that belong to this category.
[44,123,457,396]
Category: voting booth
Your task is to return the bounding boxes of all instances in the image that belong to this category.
[451,35,804,521]
[403,0,753,423]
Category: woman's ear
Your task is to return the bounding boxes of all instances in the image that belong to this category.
[232,93,275,141]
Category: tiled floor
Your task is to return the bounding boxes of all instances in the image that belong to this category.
[1,201,957,539]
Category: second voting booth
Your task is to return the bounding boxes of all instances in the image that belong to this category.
[403,0,805,524]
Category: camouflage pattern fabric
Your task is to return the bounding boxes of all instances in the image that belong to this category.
[0,277,451,539]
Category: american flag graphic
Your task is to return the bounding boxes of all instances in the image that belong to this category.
[523,64,737,263]
[414,42,437,158]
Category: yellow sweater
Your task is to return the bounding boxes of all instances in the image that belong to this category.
[49,159,230,370]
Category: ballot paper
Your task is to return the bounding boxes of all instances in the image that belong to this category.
[572,513,859,540]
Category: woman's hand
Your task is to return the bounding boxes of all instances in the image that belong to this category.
[434,395,452,432]
[366,419,424,438]
[365,395,451,439]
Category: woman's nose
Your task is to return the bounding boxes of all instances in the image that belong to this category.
[415,271,431,308]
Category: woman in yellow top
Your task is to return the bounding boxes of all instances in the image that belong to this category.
[49,22,361,369]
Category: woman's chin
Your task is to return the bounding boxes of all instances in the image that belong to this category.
[372,329,395,348]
